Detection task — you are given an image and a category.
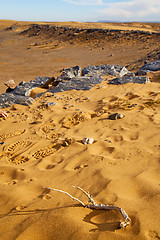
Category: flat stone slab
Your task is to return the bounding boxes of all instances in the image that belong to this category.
[137,61,160,75]
[0,93,34,108]
[82,64,131,77]
[140,61,160,71]
[11,77,52,96]
[108,76,150,85]
[49,76,104,93]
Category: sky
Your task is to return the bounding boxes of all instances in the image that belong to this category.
[1,0,160,22]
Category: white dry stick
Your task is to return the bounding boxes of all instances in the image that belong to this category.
[42,186,131,228]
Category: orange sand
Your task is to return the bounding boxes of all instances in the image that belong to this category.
[0,20,160,240]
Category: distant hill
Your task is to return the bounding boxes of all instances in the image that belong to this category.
[98,20,160,23]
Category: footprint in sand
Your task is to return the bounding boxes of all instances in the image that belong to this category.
[128,132,139,141]
[40,123,55,134]
[147,91,160,98]
[5,140,32,153]
[0,129,26,141]
[125,92,140,100]
[108,96,119,102]
[108,99,137,111]
[111,134,124,142]
[38,124,62,140]
[4,140,33,164]
[32,143,61,159]
[89,142,115,156]
[61,112,91,129]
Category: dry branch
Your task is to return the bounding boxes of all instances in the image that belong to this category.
[42,186,131,228]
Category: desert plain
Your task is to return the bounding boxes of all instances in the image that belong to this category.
[0,20,160,240]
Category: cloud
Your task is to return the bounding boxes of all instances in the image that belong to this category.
[98,0,160,21]
[62,0,104,5]
[63,0,160,21]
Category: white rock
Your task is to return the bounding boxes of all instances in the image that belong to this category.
[82,137,94,145]
[88,137,94,144]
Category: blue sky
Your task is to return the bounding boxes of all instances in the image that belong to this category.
[1,0,160,22]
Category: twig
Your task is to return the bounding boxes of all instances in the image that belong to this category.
[42,186,131,228]
[42,187,85,206]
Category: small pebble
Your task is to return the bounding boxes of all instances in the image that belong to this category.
[128,104,137,108]
[47,102,58,107]
[82,137,94,145]
[108,113,124,120]
[105,139,112,143]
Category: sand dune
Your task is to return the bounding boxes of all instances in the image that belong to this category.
[0,20,160,240]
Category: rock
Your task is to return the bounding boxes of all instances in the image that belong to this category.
[136,61,160,76]
[88,138,94,144]
[46,102,57,107]
[49,76,104,93]
[82,137,94,145]
[11,77,53,96]
[82,64,131,77]
[108,76,150,85]
[140,61,160,72]
[58,66,81,80]
[4,79,15,89]
[0,93,34,108]
[136,70,150,76]
[108,113,124,120]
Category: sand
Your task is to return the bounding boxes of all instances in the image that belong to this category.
[0,20,160,240]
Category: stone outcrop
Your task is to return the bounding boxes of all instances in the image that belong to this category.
[0,76,54,108]
[0,62,155,108]
[49,76,104,93]
[20,24,160,45]
[11,77,53,96]
[0,93,34,108]
[136,61,160,75]
[82,64,131,77]
[108,76,150,85]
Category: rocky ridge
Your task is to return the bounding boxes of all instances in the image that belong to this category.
[19,24,160,46]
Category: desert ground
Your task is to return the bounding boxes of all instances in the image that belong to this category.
[0,20,160,240]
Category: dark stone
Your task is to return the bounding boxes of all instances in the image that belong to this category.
[108,76,150,85]
[0,93,34,108]
[82,64,131,77]
[11,77,52,96]
[139,61,160,72]
[136,61,160,76]
[49,76,104,93]
[108,113,124,120]
[58,66,81,80]
[136,70,150,76]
